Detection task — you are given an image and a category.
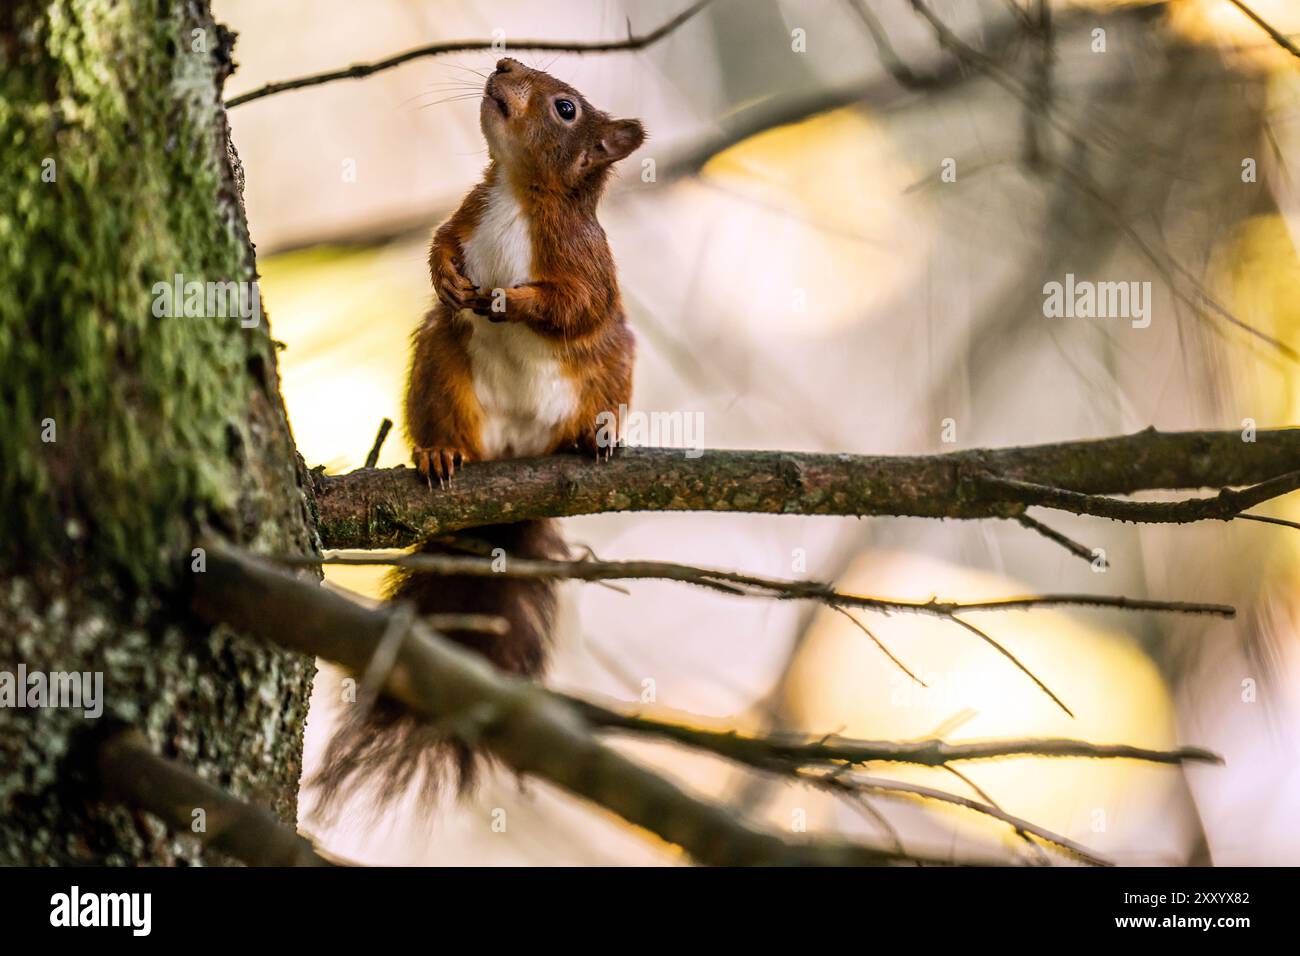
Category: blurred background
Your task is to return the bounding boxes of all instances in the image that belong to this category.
[214,0,1300,864]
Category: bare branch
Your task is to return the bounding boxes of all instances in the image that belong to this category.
[1051,158,1299,360]
[1016,512,1097,564]
[364,418,393,470]
[808,770,1111,866]
[581,690,1216,865]
[225,0,715,108]
[999,0,1037,30]
[189,546,1223,866]
[96,728,335,867]
[831,605,927,686]
[296,547,1232,714]
[941,764,1051,864]
[191,543,1006,866]
[1020,0,1054,169]
[1227,0,1300,61]
[948,615,1072,717]
[1236,512,1300,532]
[570,698,1223,769]
[978,469,1300,525]
[298,550,1236,619]
[846,0,944,90]
[311,427,1300,548]
[903,0,1080,150]
[895,4,1290,358]
[908,0,1021,83]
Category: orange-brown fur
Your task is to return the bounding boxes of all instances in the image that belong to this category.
[407,57,642,478]
[313,59,643,815]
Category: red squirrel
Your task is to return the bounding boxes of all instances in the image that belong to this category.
[315,58,644,813]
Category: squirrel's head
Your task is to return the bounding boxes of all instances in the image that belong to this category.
[481,58,645,192]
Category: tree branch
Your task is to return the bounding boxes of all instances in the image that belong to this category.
[290,546,1235,718]
[312,427,1300,549]
[978,469,1300,524]
[807,769,1110,866]
[575,697,1218,867]
[1227,0,1300,61]
[569,698,1223,769]
[96,728,334,867]
[190,545,1228,865]
[364,418,393,470]
[1016,512,1096,564]
[225,0,715,108]
[296,550,1237,619]
[1237,512,1300,532]
[190,543,998,866]
[947,614,1073,717]
[846,0,948,90]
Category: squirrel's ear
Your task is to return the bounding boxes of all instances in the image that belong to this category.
[598,119,645,163]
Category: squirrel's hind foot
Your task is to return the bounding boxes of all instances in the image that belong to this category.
[414,446,470,488]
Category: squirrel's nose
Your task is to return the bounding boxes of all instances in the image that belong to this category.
[494,58,520,74]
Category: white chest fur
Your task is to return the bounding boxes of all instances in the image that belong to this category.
[461,178,577,459]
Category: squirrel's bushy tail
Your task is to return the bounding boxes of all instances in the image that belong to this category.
[310,519,564,818]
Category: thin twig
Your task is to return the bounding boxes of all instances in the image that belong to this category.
[1051,158,1299,360]
[364,418,393,469]
[846,0,941,89]
[296,551,1236,619]
[1236,512,1300,532]
[1021,0,1053,169]
[288,547,1231,717]
[841,792,909,858]
[949,615,1072,717]
[831,605,927,687]
[226,0,715,107]
[570,697,1224,768]
[905,0,1085,148]
[1227,0,1300,61]
[978,470,1300,525]
[942,765,1051,865]
[809,770,1112,866]
[999,0,1036,30]
[1016,512,1097,564]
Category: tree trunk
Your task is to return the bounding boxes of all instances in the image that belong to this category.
[0,0,317,864]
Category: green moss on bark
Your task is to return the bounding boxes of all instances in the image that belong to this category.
[0,1,319,863]
[0,0,274,581]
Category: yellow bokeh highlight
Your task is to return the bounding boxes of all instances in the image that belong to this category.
[703,109,913,244]
[697,108,920,336]
[1212,213,1300,418]
[258,242,428,474]
[1168,0,1300,66]
[1206,211,1300,566]
[784,551,1189,860]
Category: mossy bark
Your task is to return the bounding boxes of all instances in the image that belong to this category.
[0,0,318,864]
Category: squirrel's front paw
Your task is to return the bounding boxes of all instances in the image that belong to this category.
[434,258,477,312]
[413,446,470,488]
[465,288,511,322]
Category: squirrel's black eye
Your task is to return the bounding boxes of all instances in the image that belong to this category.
[554,99,576,121]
